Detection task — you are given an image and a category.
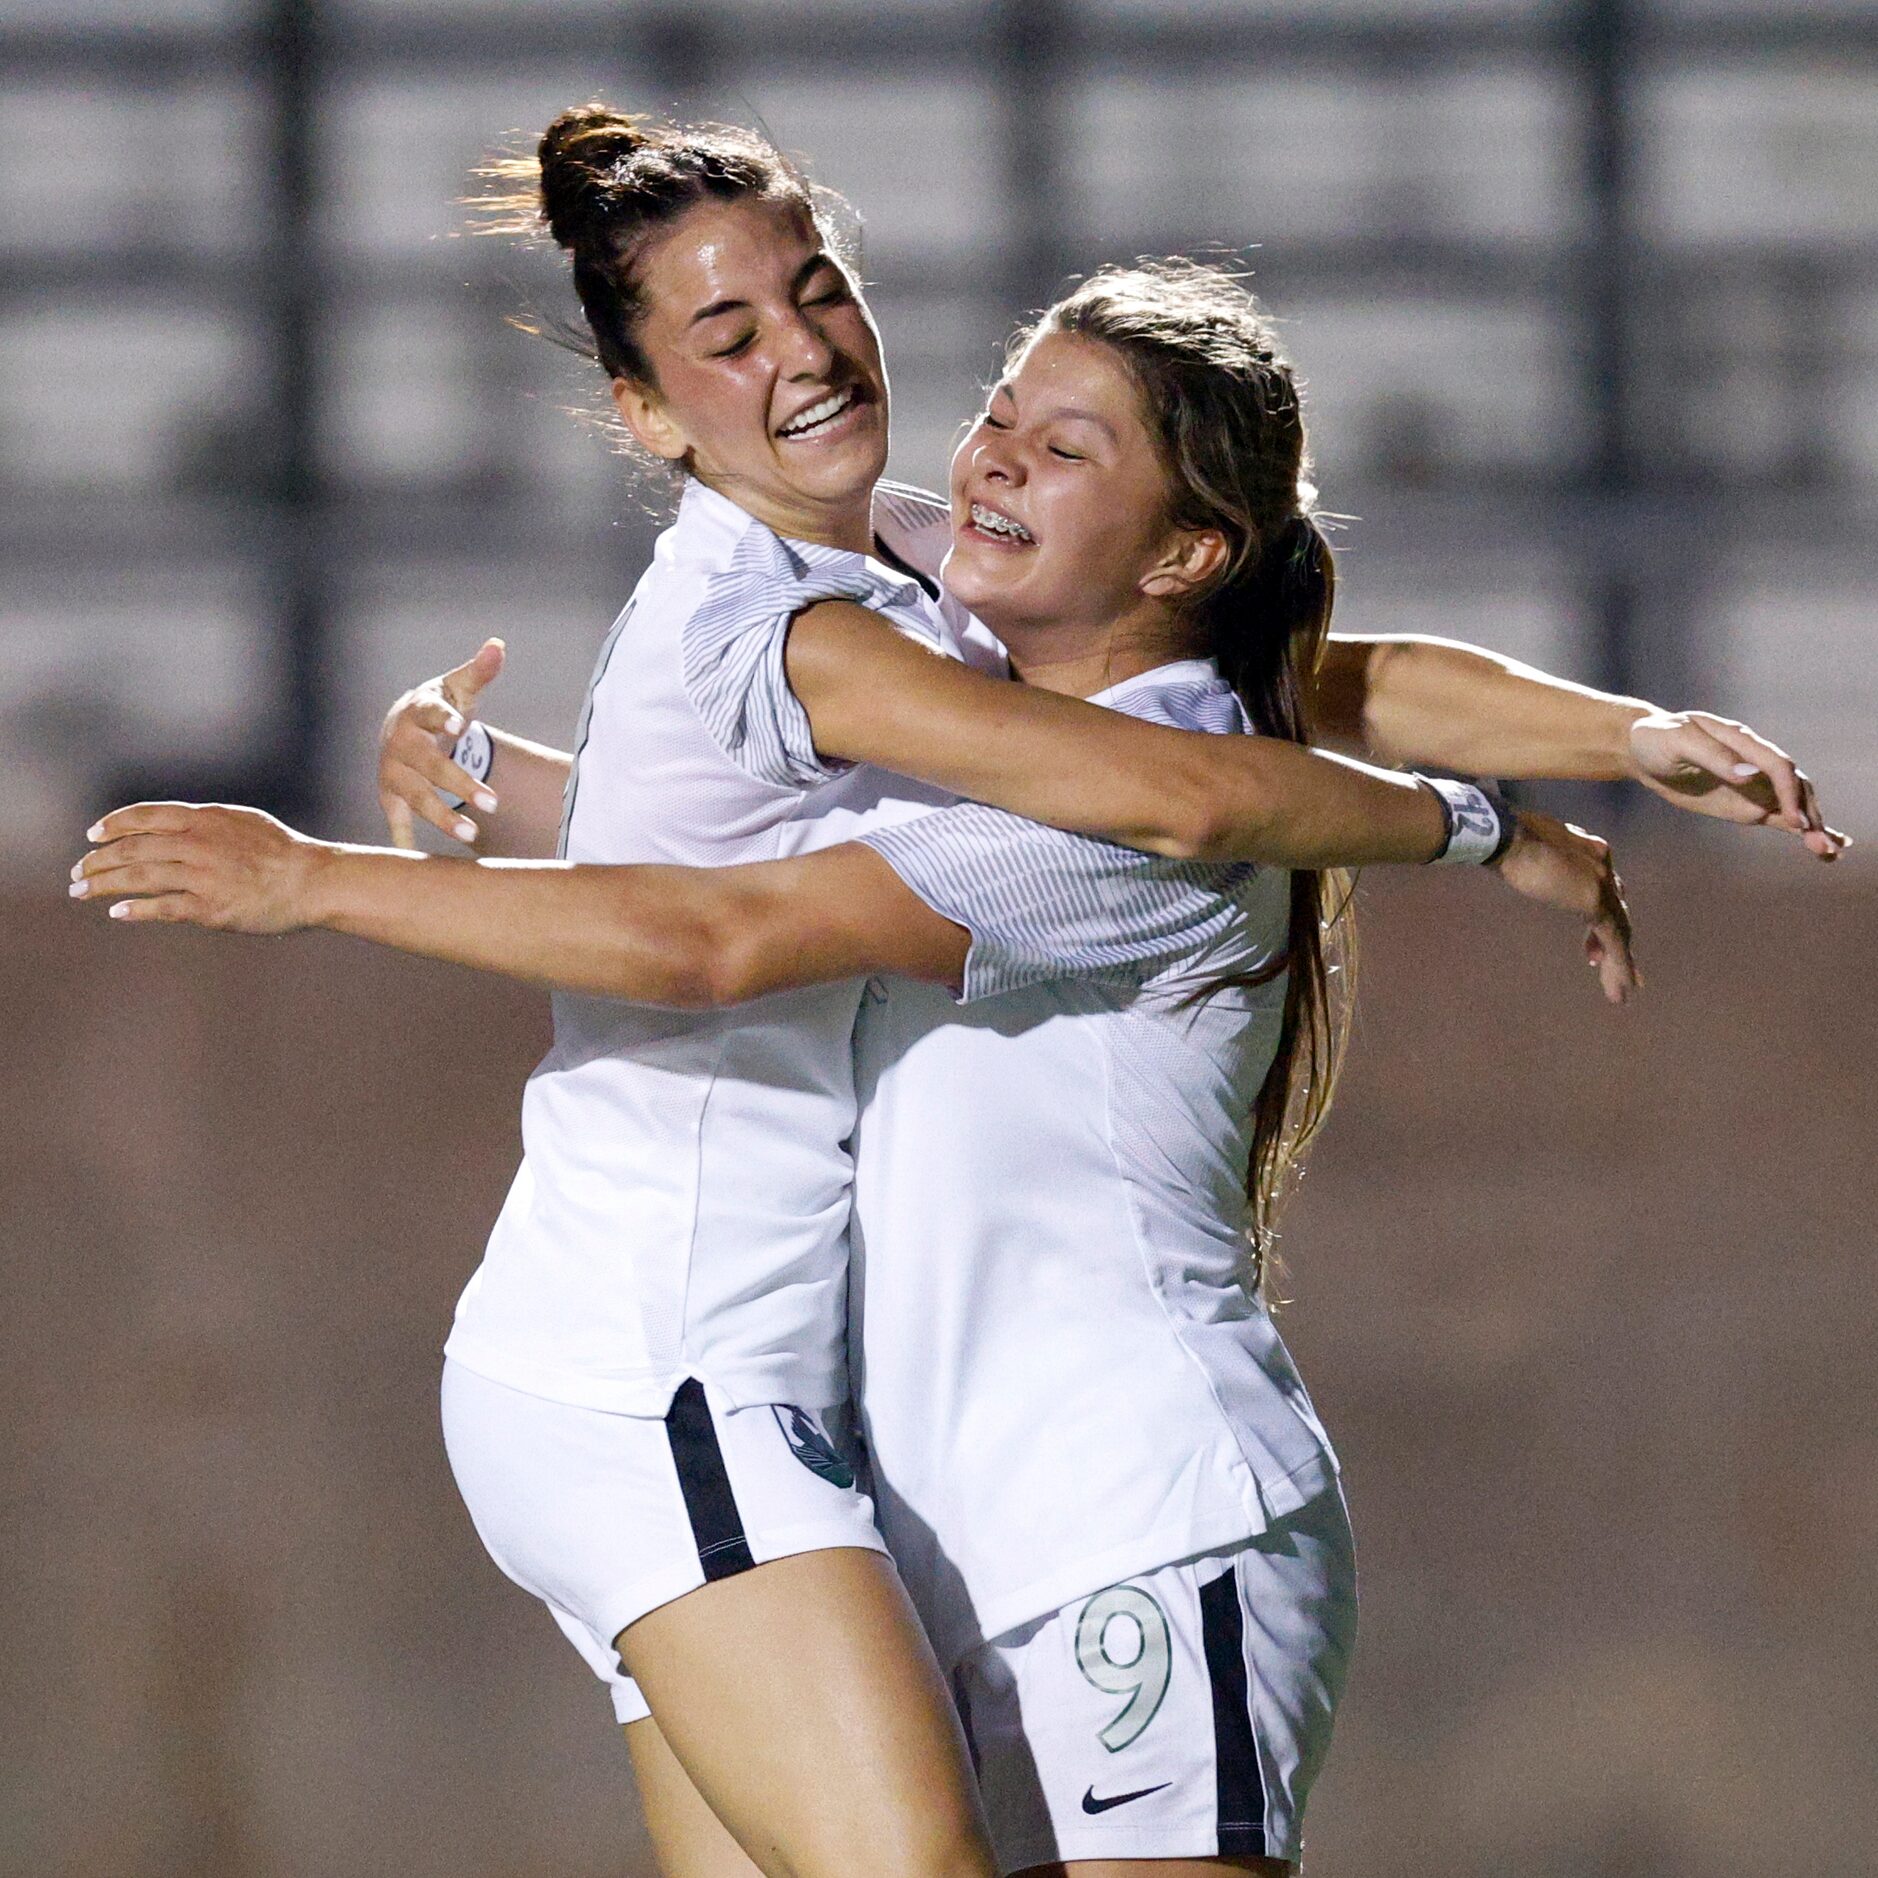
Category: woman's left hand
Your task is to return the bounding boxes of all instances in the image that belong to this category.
[70,803,327,933]
[1491,808,1640,1005]
[1627,710,1850,859]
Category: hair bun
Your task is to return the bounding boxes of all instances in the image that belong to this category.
[537,104,656,251]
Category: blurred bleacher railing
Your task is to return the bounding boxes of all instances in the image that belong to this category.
[3,0,1873,863]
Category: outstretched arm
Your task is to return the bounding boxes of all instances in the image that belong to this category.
[374,618,1846,873]
[1313,634,1847,859]
[76,806,962,1002]
[785,605,1850,868]
[785,602,1451,866]
[73,794,1642,1005]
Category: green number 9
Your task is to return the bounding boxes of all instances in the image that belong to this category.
[1074,1585,1172,1751]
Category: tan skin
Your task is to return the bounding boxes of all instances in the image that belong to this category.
[73,200,1847,1878]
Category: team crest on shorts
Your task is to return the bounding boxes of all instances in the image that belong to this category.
[773,1406,855,1489]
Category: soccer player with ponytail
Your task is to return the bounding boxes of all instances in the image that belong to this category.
[76,108,1843,1878]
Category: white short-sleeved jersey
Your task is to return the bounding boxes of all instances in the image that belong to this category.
[848,660,1342,1669]
[444,479,971,1418]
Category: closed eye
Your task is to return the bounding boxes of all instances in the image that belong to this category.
[712,332,756,358]
[1050,446,1085,461]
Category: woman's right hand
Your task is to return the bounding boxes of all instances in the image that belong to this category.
[378,638,506,848]
[1491,809,1641,1005]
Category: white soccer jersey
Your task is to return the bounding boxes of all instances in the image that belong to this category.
[848,660,1343,1669]
[444,479,968,1417]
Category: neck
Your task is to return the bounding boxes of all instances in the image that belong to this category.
[991,598,1194,700]
[702,472,876,554]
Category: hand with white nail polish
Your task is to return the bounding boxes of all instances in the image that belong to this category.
[374,640,572,861]
[376,638,507,850]
[71,802,330,933]
[1626,709,1850,860]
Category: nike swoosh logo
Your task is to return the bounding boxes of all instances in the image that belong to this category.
[1081,1782,1170,1815]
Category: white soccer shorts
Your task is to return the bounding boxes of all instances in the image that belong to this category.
[440,1358,887,1725]
[952,1486,1357,1872]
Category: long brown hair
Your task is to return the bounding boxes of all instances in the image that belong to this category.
[1026,260,1355,1295]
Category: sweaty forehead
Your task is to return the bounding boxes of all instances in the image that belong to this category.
[1003,332,1141,432]
[643,199,823,312]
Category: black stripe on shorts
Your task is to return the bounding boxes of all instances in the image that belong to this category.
[665,1378,755,1582]
[1200,1562,1269,1857]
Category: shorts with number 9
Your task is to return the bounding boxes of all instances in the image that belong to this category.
[951,1484,1356,1871]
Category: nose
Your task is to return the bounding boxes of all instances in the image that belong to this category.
[973,425,1022,488]
[778,306,837,380]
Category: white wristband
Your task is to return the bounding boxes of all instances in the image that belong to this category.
[438,720,493,809]
[1421,777,1513,865]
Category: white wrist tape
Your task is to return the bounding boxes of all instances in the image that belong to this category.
[438,719,494,810]
[1421,776,1513,865]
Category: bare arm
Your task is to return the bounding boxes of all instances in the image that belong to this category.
[1312,634,1647,775]
[1314,633,1846,858]
[786,601,1449,866]
[76,805,966,1004]
[75,795,1641,1004]
[464,730,573,859]
[315,844,963,1003]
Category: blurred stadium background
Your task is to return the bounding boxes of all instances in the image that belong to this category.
[2,2,1874,1875]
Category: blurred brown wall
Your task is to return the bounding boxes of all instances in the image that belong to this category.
[4,854,1873,1877]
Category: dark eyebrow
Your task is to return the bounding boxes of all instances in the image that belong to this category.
[687,297,747,329]
[685,255,840,330]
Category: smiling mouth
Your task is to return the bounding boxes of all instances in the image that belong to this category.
[776,386,862,441]
[966,500,1035,545]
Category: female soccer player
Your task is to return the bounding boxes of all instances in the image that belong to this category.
[74,112,1841,1878]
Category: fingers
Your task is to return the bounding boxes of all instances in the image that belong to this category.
[379,763,478,845]
[1651,715,1847,854]
[1793,772,1850,860]
[402,694,468,741]
[402,738,497,815]
[1690,715,1807,827]
[1584,910,1637,1004]
[86,802,202,844]
[73,858,198,905]
[70,831,213,925]
[378,695,496,843]
[442,637,506,711]
[70,832,186,893]
[1671,720,1767,791]
[106,893,201,924]
[1798,772,1821,832]
[383,792,418,852]
[1689,715,1850,851]
[1556,819,1638,1005]
[1593,865,1641,1004]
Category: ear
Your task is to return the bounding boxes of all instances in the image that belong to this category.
[1139,527,1228,602]
[610,376,690,463]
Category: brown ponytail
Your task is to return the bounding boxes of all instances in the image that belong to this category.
[475,103,834,388]
[1028,261,1356,1297]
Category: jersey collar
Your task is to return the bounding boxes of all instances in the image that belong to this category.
[1089,657,1226,710]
